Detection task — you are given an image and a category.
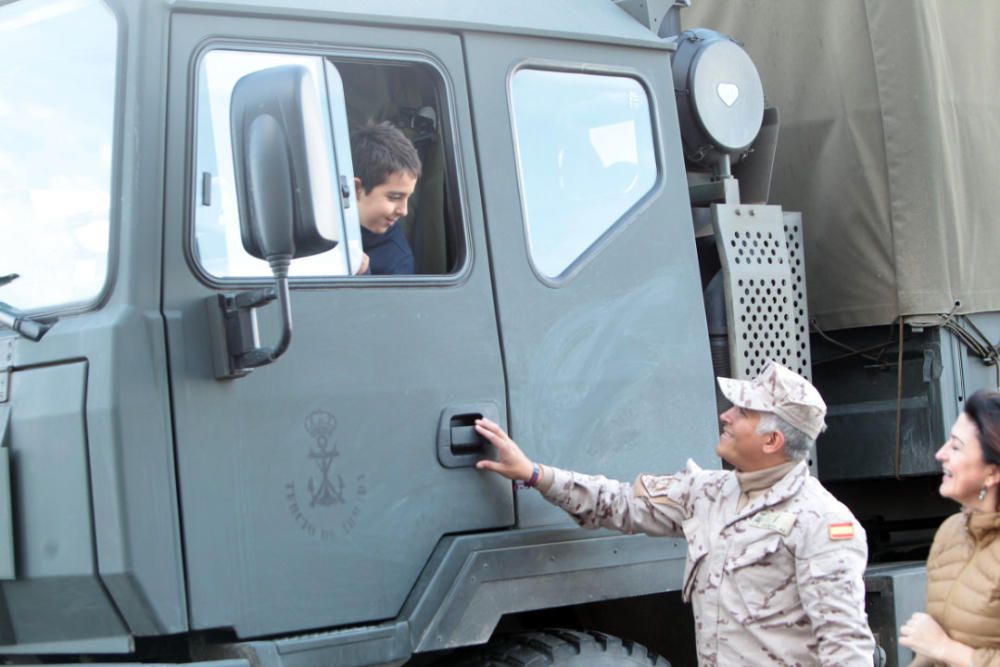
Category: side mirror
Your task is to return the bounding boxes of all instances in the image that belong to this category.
[230,64,340,262]
[214,65,340,378]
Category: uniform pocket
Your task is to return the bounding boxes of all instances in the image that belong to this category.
[725,535,798,622]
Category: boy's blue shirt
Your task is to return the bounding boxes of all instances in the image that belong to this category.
[361,223,415,275]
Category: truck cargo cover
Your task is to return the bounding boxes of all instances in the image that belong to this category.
[686,0,1000,330]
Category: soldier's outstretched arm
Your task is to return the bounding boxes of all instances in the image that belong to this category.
[475,418,685,537]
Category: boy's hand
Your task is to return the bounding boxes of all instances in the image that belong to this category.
[475,418,535,482]
[355,252,370,275]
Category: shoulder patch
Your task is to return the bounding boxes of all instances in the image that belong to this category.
[828,521,855,540]
[638,474,674,497]
[636,474,683,507]
[749,510,797,536]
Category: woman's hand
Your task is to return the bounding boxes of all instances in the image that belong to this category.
[900,612,974,667]
[474,418,535,482]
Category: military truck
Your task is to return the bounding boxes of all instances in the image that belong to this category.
[1,0,996,664]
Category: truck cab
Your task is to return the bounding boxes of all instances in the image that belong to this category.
[0,1,719,663]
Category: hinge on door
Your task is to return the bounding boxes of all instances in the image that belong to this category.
[0,337,13,403]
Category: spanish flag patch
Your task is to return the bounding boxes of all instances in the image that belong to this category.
[828,522,855,540]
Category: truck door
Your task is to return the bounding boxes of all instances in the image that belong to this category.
[161,14,512,638]
[465,36,719,526]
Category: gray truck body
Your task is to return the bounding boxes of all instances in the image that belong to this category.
[0,0,711,662]
[1,0,996,665]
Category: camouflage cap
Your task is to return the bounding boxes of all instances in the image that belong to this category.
[717,360,827,440]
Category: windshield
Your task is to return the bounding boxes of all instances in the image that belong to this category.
[0,0,118,313]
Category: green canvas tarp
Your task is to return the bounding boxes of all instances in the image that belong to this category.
[684,0,1000,330]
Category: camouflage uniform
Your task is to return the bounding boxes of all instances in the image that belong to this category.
[538,459,875,666]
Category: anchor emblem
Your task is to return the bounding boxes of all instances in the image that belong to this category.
[304,410,344,507]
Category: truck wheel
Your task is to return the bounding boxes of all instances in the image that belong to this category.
[441,629,669,666]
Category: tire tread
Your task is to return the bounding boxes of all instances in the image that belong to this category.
[439,628,669,666]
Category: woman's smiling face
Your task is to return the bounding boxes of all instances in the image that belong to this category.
[936,412,997,508]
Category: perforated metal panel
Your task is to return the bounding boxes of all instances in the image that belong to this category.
[713,204,811,380]
[783,212,812,381]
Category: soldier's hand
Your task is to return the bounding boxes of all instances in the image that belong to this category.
[474,418,535,482]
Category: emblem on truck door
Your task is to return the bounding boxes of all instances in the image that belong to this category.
[285,410,366,540]
[304,411,343,506]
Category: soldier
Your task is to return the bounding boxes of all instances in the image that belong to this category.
[475,360,876,666]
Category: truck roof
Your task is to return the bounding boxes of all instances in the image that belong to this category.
[166,0,670,48]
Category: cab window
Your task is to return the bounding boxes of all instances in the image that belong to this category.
[193,50,462,279]
[0,0,118,312]
[510,69,657,279]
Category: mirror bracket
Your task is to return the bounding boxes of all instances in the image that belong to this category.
[208,274,292,380]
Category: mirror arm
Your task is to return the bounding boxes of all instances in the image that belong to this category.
[238,260,292,369]
[0,275,53,342]
[0,303,52,342]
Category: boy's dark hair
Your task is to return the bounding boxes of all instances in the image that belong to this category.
[963,389,1000,467]
[350,121,422,193]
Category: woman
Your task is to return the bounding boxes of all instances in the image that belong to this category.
[900,390,1000,666]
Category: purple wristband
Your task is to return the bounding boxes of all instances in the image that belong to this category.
[524,463,541,488]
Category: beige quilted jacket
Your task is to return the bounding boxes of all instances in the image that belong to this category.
[909,511,1000,667]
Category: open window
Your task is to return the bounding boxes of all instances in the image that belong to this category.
[192,50,463,280]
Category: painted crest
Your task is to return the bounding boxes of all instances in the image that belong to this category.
[285,410,366,540]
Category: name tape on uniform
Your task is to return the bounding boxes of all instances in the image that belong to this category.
[749,510,797,535]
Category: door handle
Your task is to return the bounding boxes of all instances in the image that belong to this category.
[437,402,500,468]
[449,422,481,453]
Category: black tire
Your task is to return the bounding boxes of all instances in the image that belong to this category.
[440,629,670,666]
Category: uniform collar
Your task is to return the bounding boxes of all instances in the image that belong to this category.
[735,460,799,495]
[726,460,809,527]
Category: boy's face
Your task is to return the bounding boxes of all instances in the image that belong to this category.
[355,170,417,234]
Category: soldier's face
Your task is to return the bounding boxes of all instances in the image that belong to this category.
[936,412,997,507]
[717,405,771,471]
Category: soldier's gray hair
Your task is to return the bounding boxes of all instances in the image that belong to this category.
[756,412,814,462]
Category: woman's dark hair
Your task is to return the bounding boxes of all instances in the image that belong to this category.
[962,390,1000,466]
